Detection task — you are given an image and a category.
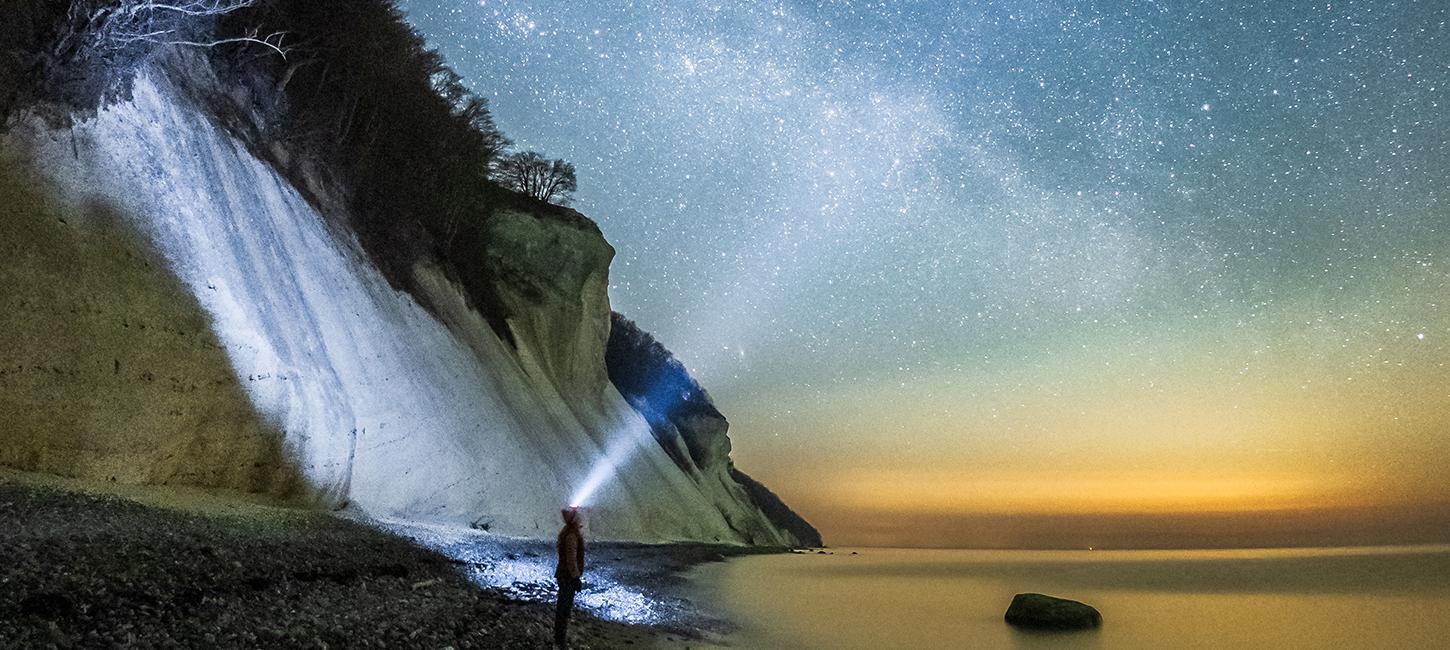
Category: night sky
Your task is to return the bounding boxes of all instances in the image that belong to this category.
[399,0,1450,547]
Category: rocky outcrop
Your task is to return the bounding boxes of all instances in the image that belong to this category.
[1004,593,1103,630]
[0,58,809,544]
[474,209,616,411]
[605,314,820,547]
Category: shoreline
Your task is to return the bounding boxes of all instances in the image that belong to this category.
[0,471,786,649]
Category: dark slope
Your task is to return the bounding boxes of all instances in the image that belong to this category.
[607,312,822,546]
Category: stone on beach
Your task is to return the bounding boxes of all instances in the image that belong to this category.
[1004,593,1102,630]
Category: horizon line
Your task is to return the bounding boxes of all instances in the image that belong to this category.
[818,541,1450,552]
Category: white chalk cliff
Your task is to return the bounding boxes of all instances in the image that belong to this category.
[0,63,805,545]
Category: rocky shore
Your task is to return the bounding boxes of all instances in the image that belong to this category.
[0,476,759,649]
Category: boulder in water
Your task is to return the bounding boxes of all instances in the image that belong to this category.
[1004,593,1102,630]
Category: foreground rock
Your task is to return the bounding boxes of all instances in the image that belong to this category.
[1004,593,1102,630]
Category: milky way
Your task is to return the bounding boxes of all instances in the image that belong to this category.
[399,1,1450,545]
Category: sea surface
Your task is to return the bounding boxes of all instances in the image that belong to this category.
[686,545,1450,649]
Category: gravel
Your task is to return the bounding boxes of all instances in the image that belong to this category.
[0,482,733,649]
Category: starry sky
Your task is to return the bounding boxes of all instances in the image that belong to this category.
[399,0,1450,548]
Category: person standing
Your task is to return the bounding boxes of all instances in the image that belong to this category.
[554,507,586,648]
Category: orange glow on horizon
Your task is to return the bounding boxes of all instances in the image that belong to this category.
[721,262,1450,548]
[827,467,1348,516]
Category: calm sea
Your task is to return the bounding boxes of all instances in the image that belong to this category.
[686,545,1450,649]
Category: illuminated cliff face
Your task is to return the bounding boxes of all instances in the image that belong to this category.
[0,63,800,544]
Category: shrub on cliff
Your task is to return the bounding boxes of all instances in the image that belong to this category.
[217,0,508,243]
[214,1,598,329]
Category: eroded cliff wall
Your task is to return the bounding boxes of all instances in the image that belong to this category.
[0,157,298,496]
[0,64,801,544]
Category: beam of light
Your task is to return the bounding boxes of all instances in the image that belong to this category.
[569,421,652,508]
[572,337,707,507]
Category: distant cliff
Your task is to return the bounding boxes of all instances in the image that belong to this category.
[0,0,816,545]
[606,314,822,546]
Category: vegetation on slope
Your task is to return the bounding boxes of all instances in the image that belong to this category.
[0,0,586,339]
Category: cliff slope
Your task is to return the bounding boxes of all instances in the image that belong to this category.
[0,57,807,544]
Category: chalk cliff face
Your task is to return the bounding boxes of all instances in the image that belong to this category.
[0,62,810,545]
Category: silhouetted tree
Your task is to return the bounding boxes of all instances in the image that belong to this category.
[496,151,577,205]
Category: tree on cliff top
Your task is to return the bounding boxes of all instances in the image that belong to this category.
[495,151,577,205]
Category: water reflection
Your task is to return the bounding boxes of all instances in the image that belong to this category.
[694,546,1450,649]
[808,546,1450,594]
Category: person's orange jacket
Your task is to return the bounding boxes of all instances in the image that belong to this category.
[556,525,585,580]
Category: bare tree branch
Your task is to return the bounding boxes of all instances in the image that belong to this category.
[135,32,289,59]
[77,0,287,59]
[123,1,256,18]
